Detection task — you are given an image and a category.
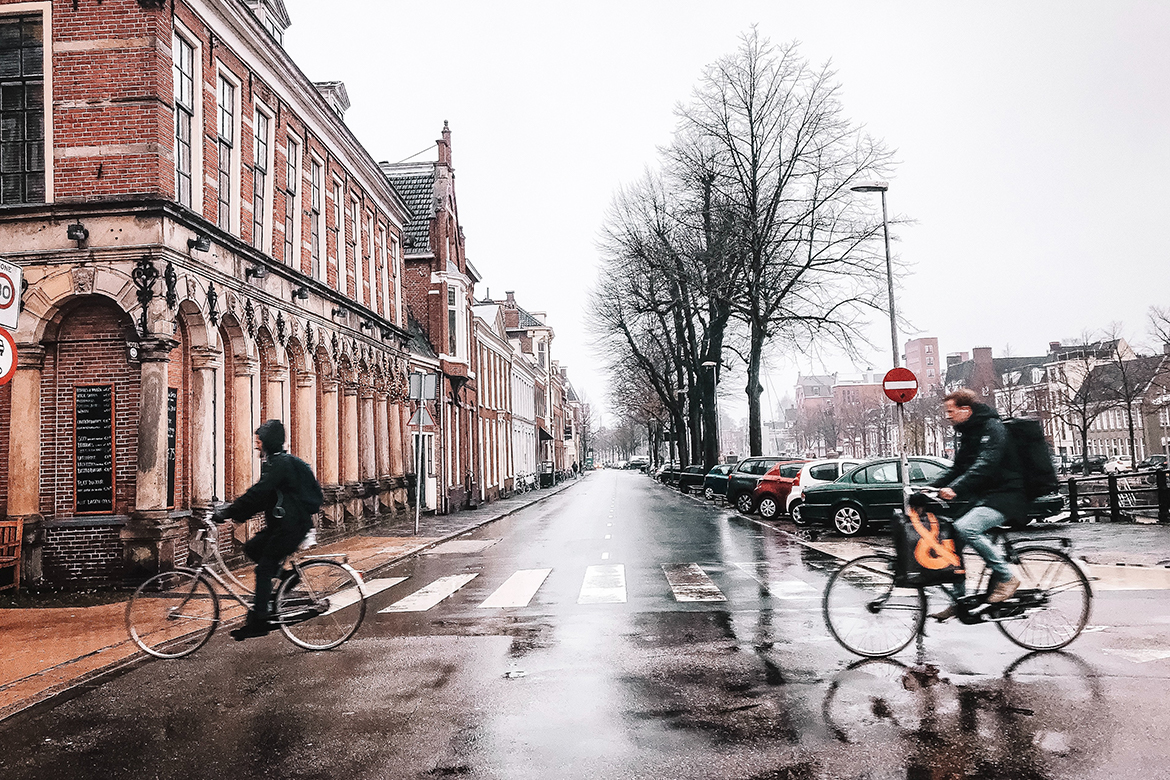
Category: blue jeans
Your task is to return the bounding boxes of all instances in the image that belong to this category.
[950,504,1013,598]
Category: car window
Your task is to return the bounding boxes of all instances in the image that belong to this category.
[808,463,837,481]
[910,461,947,484]
[865,462,900,484]
[850,467,867,484]
[779,464,803,479]
[686,466,704,474]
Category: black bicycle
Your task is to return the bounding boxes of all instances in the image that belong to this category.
[822,490,1092,658]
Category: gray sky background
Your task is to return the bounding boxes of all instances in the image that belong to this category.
[284,1,1170,424]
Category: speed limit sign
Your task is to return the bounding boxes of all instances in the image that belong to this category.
[0,257,22,330]
[0,327,16,387]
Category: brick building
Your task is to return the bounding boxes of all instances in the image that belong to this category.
[903,337,941,391]
[0,0,418,587]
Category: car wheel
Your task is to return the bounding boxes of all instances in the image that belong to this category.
[759,496,778,519]
[679,484,689,495]
[704,486,715,500]
[833,505,867,537]
[735,492,756,514]
[789,501,804,524]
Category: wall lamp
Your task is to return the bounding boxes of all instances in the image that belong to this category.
[187,234,211,252]
[244,265,268,281]
[292,285,310,301]
[67,221,89,244]
[359,320,373,331]
[331,307,348,319]
[379,326,394,339]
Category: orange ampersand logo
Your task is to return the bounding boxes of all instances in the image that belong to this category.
[909,508,963,571]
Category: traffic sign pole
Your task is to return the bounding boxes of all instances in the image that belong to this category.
[883,368,920,518]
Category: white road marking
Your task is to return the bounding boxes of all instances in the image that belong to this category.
[733,562,818,599]
[379,574,479,613]
[424,539,499,555]
[310,577,407,617]
[1103,647,1170,664]
[662,563,727,602]
[578,564,627,604]
[602,552,610,560]
[478,569,552,609]
[605,534,611,539]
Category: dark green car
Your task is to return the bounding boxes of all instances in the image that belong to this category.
[798,457,952,536]
[800,456,1066,536]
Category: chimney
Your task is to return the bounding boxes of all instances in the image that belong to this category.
[505,291,516,308]
[1049,341,1061,353]
[437,120,452,167]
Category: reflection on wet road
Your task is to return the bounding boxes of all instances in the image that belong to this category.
[1,470,1167,779]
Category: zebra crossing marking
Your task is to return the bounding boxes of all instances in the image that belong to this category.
[578,564,627,604]
[662,563,726,602]
[478,568,552,609]
[322,577,405,616]
[733,562,818,599]
[379,573,479,613]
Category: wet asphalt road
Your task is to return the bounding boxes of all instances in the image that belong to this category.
[4,470,1170,779]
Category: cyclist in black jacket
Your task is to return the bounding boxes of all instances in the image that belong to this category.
[930,389,1025,621]
[212,420,319,640]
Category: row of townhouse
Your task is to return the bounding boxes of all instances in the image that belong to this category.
[0,0,585,589]
[943,341,1170,462]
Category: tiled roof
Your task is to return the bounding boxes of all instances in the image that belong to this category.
[382,164,433,254]
[517,307,543,328]
[406,316,437,359]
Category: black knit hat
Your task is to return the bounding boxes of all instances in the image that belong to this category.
[255,419,286,455]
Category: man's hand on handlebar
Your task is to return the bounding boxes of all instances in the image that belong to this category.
[938,487,956,501]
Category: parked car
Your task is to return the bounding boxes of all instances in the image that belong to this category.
[1103,455,1134,474]
[1069,455,1107,474]
[785,458,864,522]
[1137,454,1168,470]
[654,461,681,484]
[702,463,736,500]
[798,457,952,537]
[677,465,708,494]
[751,461,810,519]
[727,457,805,514]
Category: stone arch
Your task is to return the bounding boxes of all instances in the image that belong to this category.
[314,342,338,486]
[286,336,315,463]
[21,266,141,344]
[175,298,213,351]
[218,312,256,501]
[255,326,289,427]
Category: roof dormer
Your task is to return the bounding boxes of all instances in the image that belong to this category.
[243,0,291,46]
[313,81,351,120]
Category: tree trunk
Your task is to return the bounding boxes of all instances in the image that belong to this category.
[746,322,767,456]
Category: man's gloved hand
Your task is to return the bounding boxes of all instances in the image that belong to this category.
[210,506,229,522]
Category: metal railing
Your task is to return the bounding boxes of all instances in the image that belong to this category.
[1063,467,1170,523]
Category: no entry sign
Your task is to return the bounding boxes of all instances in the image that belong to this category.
[0,327,16,387]
[0,257,21,331]
[883,367,918,404]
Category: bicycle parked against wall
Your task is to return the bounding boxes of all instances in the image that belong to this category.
[822,488,1092,658]
[126,512,367,658]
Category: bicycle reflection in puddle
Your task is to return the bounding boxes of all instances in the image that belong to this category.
[820,651,1109,779]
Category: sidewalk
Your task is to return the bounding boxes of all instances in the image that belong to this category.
[0,476,587,722]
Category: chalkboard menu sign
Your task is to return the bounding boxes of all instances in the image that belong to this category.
[75,385,114,514]
[167,387,177,508]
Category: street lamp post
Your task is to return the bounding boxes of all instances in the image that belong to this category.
[853,180,909,512]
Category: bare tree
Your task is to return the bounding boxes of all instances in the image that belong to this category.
[676,30,895,455]
[1047,338,1119,474]
[1150,306,1170,348]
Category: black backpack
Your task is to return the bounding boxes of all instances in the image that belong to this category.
[288,453,325,514]
[1002,417,1059,499]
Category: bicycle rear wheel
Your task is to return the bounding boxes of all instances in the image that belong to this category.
[126,568,219,659]
[276,560,366,650]
[996,547,1091,651]
[823,554,926,658]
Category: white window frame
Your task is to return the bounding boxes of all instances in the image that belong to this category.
[390,234,403,327]
[0,4,54,204]
[214,65,241,234]
[251,104,275,254]
[330,178,343,292]
[172,20,202,211]
[349,196,362,302]
[309,155,324,282]
[377,223,388,318]
[282,134,302,268]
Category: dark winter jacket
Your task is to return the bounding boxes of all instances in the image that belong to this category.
[933,402,1027,521]
[220,450,319,537]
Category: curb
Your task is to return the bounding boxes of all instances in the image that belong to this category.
[0,477,588,724]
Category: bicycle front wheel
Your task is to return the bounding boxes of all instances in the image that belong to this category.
[126,568,219,659]
[996,548,1091,651]
[277,560,366,650]
[823,554,926,658]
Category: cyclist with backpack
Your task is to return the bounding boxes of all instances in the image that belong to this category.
[212,419,324,640]
[930,389,1026,622]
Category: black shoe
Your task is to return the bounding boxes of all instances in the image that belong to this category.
[230,613,272,641]
[931,604,958,623]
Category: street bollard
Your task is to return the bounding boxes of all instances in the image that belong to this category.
[1067,478,1079,522]
[1108,473,1120,523]
[1158,469,1169,524]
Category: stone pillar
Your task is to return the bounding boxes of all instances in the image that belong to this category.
[319,378,339,486]
[360,389,376,480]
[374,394,390,478]
[189,347,222,508]
[136,337,178,514]
[341,383,359,483]
[389,403,404,476]
[233,356,259,498]
[266,365,289,425]
[295,369,317,468]
[9,345,44,586]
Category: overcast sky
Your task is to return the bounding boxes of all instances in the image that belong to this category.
[284,1,1170,423]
